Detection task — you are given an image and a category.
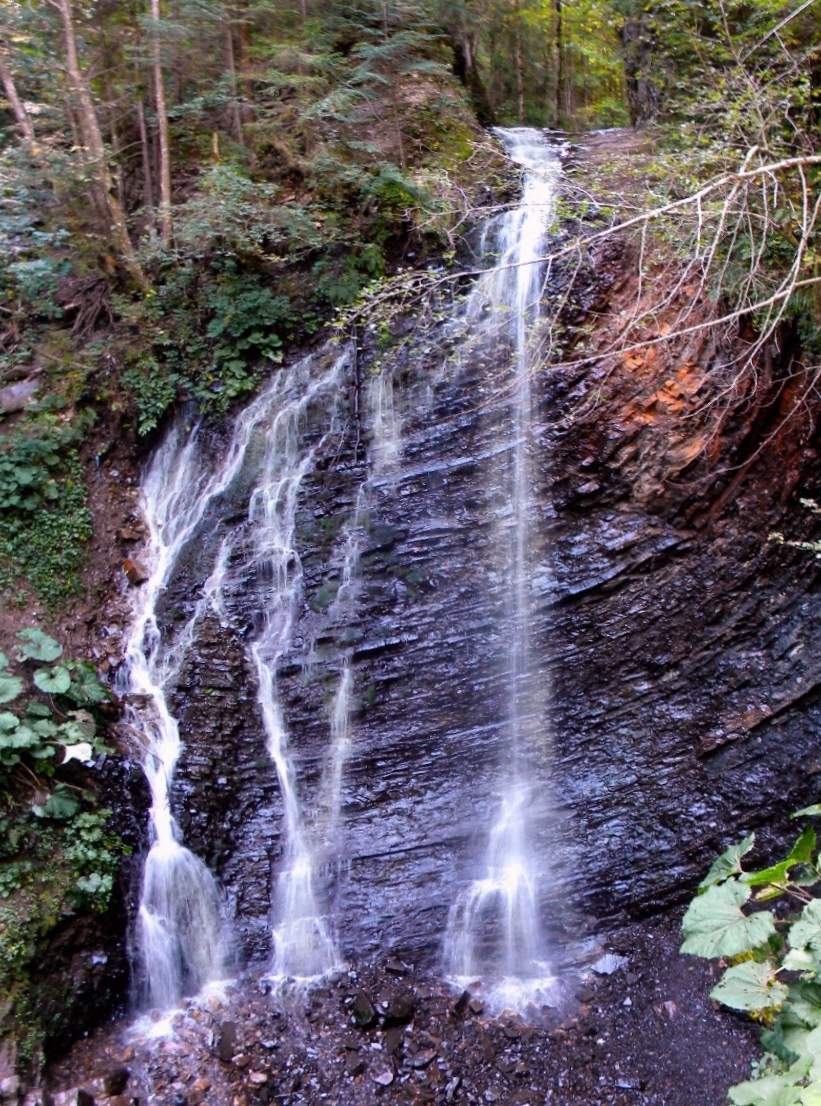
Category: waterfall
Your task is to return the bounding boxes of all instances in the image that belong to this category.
[125,127,563,1011]
[123,419,246,1009]
[240,352,351,980]
[443,127,562,1006]
[125,346,360,1002]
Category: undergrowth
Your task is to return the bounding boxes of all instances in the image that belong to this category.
[683,811,821,1105]
[0,629,127,1075]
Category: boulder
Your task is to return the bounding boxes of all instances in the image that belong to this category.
[0,378,39,416]
[122,559,149,586]
[350,991,377,1029]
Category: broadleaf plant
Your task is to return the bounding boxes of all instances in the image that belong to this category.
[683,814,821,1104]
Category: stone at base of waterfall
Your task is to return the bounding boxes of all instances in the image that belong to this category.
[383,992,415,1025]
[217,1021,238,1062]
[371,1068,394,1086]
[345,1051,365,1076]
[0,1076,19,1105]
[0,377,39,415]
[52,1090,95,1106]
[99,1069,129,1099]
[350,990,377,1028]
[407,1048,436,1070]
[384,1025,404,1055]
[184,1078,211,1106]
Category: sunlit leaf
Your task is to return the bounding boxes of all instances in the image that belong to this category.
[744,829,817,887]
[32,785,79,820]
[711,961,788,1012]
[783,949,817,973]
[728,1073,802,1106]
[791,901,821,956]
[16,628,62,662]
[700,833,756,889]
[681,880,776,958]
[33,666,71,695]
[0,673,23,704]
[60,741,93,764]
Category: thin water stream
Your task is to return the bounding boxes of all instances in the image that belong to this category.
[126,127,562,1012]
[443,128,562,1005]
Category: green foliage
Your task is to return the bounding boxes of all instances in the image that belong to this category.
[681,879,777,958]
[0,420,92,604]
[0,154,70,347]
[0,626,122,1073]
[682,814,821,1104]
[122,264,297,431]
[0,629,109,788]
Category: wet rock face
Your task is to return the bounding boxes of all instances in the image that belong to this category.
[156,302,821,975]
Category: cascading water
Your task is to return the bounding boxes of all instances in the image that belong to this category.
[443,127,562,1004]
[125,346,362,1001]
[240,352,351,980]
[126,127,564,1011]
[123,422,239,1010]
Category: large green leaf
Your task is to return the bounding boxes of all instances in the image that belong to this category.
[800,1084,821,1106]
[31,785,79,820]
[0,724,39,750]
[65,661,109,705]
[791,901,821,956]
[711,961,788,1012]
[784,997,821,1032]
[782,949,818,974]
[701,833,756,889]
[728,1074,802,1106]
[745,829,818,887]
[681,880,777,958]
[16,628,62,662]
[33,666,71,695]
[795,807,821,819]
[24,701,52,718]
[0,673,23,704]
[761,1025,801,1067]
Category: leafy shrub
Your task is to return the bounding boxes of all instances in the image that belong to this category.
[0,424,92,604]
[682,810,821,1104]
[122,265,297,431]
[0,628,123,1073]
[0,628,110,800]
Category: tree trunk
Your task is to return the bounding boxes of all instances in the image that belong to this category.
[554,0,563,127]
[55,0,146,288]
[450,34,496,126]
[513,0,524,124]
[151,0,173,244]
[224,9,244,143]
[137,96,155,233]
[0,44,37,148]
[619,15,659,126]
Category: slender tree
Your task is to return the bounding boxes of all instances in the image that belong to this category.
[0,38,37,148]
[150,0,173,243]
[50,0,147,287]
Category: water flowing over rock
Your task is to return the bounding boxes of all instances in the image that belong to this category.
[442,128,561,1005]
[121,126,821,1016]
